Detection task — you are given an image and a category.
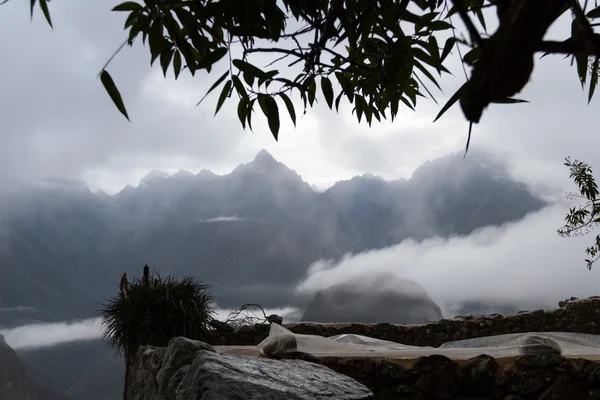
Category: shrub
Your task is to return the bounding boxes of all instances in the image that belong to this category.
[99,267,214,358]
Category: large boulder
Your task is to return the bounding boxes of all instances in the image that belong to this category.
[127,336,373,400]
[301,273,442,324]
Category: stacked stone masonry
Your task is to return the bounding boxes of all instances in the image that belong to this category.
[206,296,600,347]
[313,353,600,399]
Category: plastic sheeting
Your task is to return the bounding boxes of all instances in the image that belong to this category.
[242,323,600,360]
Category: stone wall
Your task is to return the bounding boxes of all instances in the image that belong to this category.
[206,296,600,347]
[315,353,600,399]
[129,338,600,399]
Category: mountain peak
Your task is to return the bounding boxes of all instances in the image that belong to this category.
[253,149,277,165]
[140,170,169,186]
[170,169,194,179]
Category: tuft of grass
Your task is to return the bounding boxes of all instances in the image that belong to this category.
[99,270,214,357]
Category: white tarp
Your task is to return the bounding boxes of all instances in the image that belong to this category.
[243,323,600,360]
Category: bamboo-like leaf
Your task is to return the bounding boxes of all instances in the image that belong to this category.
[279,92,296,126]
[414,60,441,90]
[335,72,354,102]
[321,76,334,109]
[428,20,452,31]
[587,5,600,18]
[576,55,588,86]
[589,57,599,103]
[237,98,247,129]
[433,84,464,122]
[247,99,256,131]
[30,0,36,19]
[474,7,486,32]
[258,95,280,140]
[334,92,343,112]
[112,1,143,11]
[38,0,52,28]
[173,51,182,79]
[160,49,174,77]
[464,121,474,157]
[214,79,232,116]
[490,97,529,104]
[100,70,130,121]
[441,37,456,62]
[196,71,228,106]
[197,47,228,70]
[231,75,248,100]
[232,59,267,79]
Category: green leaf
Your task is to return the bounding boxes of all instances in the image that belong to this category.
[335,72,354,102]
[474,7,486,32]
[179,41,197,76]
[38,0,52,28]
[100,70,130,121]
[433,84,464,122]
[441,37,456,62]
[305,76,316,107]
[572,19,588,87]
[320,77,334,109]
[231,75,249,100]
[428,20,452,31]
[427,36,440,68]
[30,0,36,19]
[197,47,228,70]
[112,1,143,11]
[354,95,366,123]
[489,97,529,104]
[258,95,280,140]
[279,92,296,127]
[160,49,174,77]
[196,71,229,106]
[414,60,441,90]
[464,121,474,157]
[173,51,182,79]
[247,99,256,131]
[334,92,344,112]
[576,54,588,86]
[589,57,599,104]
[232,59,267,79]
[243,71,255,87]
[215,79,232,116]
[237,98,248,130]
[587,5,600,18]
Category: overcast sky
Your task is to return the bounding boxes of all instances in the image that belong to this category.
[0,1,597,195]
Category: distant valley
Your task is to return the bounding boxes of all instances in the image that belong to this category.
[0,149,546,399]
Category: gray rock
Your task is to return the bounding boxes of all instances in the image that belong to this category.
[519,335,562,356]
[127,336,373,400]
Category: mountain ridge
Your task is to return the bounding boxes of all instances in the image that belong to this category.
[0,148,547,399]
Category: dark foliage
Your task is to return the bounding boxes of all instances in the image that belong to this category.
[99,269,214,357]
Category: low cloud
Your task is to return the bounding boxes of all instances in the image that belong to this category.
[198,216,248,223]
[2,318,102,350]
[296,203,599,316]
[1,305,301,351]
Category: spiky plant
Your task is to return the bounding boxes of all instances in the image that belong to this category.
[99,270,214,359]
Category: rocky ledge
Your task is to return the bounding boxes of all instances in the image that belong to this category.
[126,337,373,400]
[127,335,600,400]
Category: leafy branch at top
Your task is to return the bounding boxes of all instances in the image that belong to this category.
[17,0,600,146]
